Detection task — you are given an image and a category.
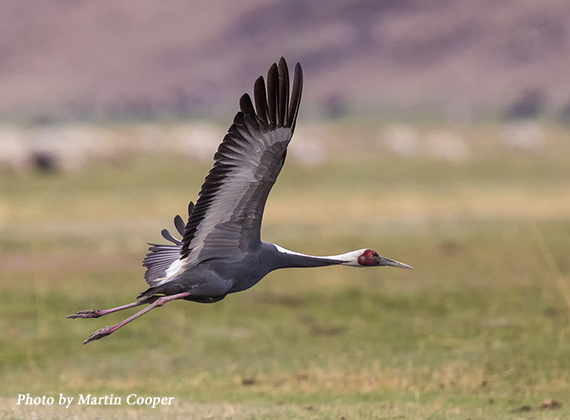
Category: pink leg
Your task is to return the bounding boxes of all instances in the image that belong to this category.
[82,292,191,345]
[68,297,159,319]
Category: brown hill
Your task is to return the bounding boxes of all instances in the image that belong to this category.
[1,0,569,119]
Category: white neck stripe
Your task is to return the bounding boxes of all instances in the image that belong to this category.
[274,245,366,267]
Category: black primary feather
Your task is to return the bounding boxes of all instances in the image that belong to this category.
[277,57,289,126]
[266,63,278,129]
[254,76,269,128]
[288,63,303,131]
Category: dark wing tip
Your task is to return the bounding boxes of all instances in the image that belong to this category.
[253,76,269,126]
[239,93,256,118]
[288,62,303,132]
[277,58,290,127]
[237,58,302,132]
[253,58,302,131]
[266,63,279,129]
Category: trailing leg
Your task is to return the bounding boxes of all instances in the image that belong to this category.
[82,292,191,344]
[67,296,160,319]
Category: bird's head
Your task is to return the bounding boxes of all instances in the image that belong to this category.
[347,249,413,269]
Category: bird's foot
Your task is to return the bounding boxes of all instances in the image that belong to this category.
[83,326,114,345]
[68,309,102,319]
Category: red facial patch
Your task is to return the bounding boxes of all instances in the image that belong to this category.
[358,249,380,266]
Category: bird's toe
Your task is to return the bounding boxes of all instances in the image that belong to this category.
[83,326,113,345]
[68,309,102,319]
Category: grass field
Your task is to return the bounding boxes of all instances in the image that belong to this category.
[1,126,570,419]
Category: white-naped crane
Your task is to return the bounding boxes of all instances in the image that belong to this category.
[69,58,412,344]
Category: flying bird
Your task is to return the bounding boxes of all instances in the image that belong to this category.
[69,58,412,344]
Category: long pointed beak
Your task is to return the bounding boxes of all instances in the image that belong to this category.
[379,256,413,270]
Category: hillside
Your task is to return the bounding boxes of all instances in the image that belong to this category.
[1,0,569,119]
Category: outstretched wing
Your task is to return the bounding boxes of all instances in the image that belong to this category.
[180,58,303,266]
[141,58,302,287]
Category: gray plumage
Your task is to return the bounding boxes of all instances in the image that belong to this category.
[140,58,302,298]
[68,58,411,344]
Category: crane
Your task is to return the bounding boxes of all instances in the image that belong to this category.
[69,58,412,344]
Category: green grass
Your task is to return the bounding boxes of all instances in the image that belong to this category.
[1,144,570,419]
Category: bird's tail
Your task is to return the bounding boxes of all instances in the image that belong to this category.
[137,279,190,301]
[137,287,156,300]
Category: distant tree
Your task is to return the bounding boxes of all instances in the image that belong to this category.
[322,93,349,119]
[559,101,570,126]
[505,89,546,120]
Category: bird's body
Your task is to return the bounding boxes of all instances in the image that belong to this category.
[70,58,412,344]
[140,242,276,301]
[140,243,378,301]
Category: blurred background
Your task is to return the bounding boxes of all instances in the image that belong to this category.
[1,0,570,168]
[2,1,570,419]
